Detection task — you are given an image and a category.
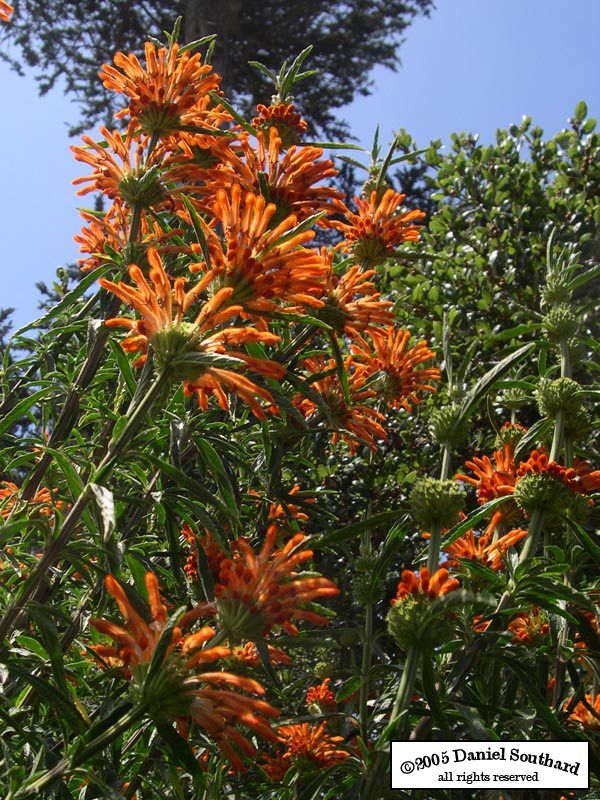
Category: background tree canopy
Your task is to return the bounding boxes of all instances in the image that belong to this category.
[1,0,433,137]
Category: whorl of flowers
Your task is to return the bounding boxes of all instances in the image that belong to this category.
[211,528,339,640]
[445,526,527,571]
[0,482,62,520]
[90,573,280,771]
[351,327,440,411]
[305,678,337,712]
[387,567,460,651]
[565,695,600,730]
[252,102,308,147]
[99,42,223,134]
[262,722,351,780]
[0,1,12,22]
[508,607,550,646]
[294,355,387,453]
[334,189,425,266]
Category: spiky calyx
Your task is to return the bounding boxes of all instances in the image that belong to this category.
[543,304,579,342]
[429,405,469,448]
[410,478,465,530]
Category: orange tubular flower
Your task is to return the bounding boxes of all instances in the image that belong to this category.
[445,527,527,571]
[90,572,279,772]
[252,103,308,148]
[99,41,222,134]
[230,642,292,668]
[319,249,394,335]
[0,1,12,21]
[335,189,425,266]
[456,443,519,535]
[182,526,227,582]
[306,678,337,712]
[213,528,339,640]
[190,184,328,319]
[0,481,62,520]
[204,128,344,223]
[565,694,600,729]
[508,607,550,646]
[263,722,350,778]
[294,355,387,454]
[352,327,440,411]
[391,567,460,605]
[99,247,283,417]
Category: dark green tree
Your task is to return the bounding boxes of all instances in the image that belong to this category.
[1,0,433,137]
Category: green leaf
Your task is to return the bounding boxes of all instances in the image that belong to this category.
[89,484,115,544]
[8,663,86,731]
[563,517,600,566]
[155,722,205,780]
[443,496,513,547]
[574,100,588,121]
[316,510,407,547]
[335,675,361,702]
[145,606,186,688]
[12,266,111,336]
[208,91,255,134]
[459,342,535,422]
[0,387,56,438]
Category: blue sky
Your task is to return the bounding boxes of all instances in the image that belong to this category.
[1,0,599,330]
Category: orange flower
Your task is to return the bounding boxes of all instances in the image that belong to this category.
[0,481,62,520]
[189,184,328,319]
[74,201,180,271]
[335,189,425,266]
[263,722,350,777]
[351,327,440,411]
[572,458,600,493]
[230,642,292,668]
[182,525,227,581]
[565,694,600,729]
[319,249,394,335]
[252,103,308,147]
[515,450,579,489]
[306,678,337,712]
[213,528,339,639]
[0,1,13,21]
[99,42,222,134]
[90,572,279,772]
[263,485,313,539]
[391,567,459,605]
[99,247,283,417]
[294,355,387,453]
[204,128,344,223]
[508,607,550,646]
[445,527,527,571]
[456,443,519,535]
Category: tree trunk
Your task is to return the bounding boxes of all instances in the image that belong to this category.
[183,0,242,94]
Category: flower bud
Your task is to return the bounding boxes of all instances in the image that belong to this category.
[543,304,579,342]
[429,405,469,448]
[514,473,571,518]
[119,166,165,209]
[536,377,582,418]
[541,272,572,309]
[410,477,465,530]
[501,387,529,410]
[495,422,528,449]
[387,594,453,651]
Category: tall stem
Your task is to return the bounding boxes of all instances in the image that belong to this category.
[426,522,442,573]
[359,600,374,741]
[0,369,169,644]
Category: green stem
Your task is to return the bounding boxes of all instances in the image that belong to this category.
[359,601,374,741]
[549,407,564,462]
[361,648,420,798]
[0,369,170,645]
[440,442,451,481]
[426,522,442,573]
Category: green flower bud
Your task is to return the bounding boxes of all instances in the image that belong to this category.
[543,304,579,342]
[410,478,465,530]
[536,377,582,418]
[130,661,191,723]
[216,598,265,644]
[514,473,571,519]
[429,405,469,448]
[495,422,528,449]
[541,272,572,309]
[387,595,454,651]
[119,166,165,209]
[501,387,529,410]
